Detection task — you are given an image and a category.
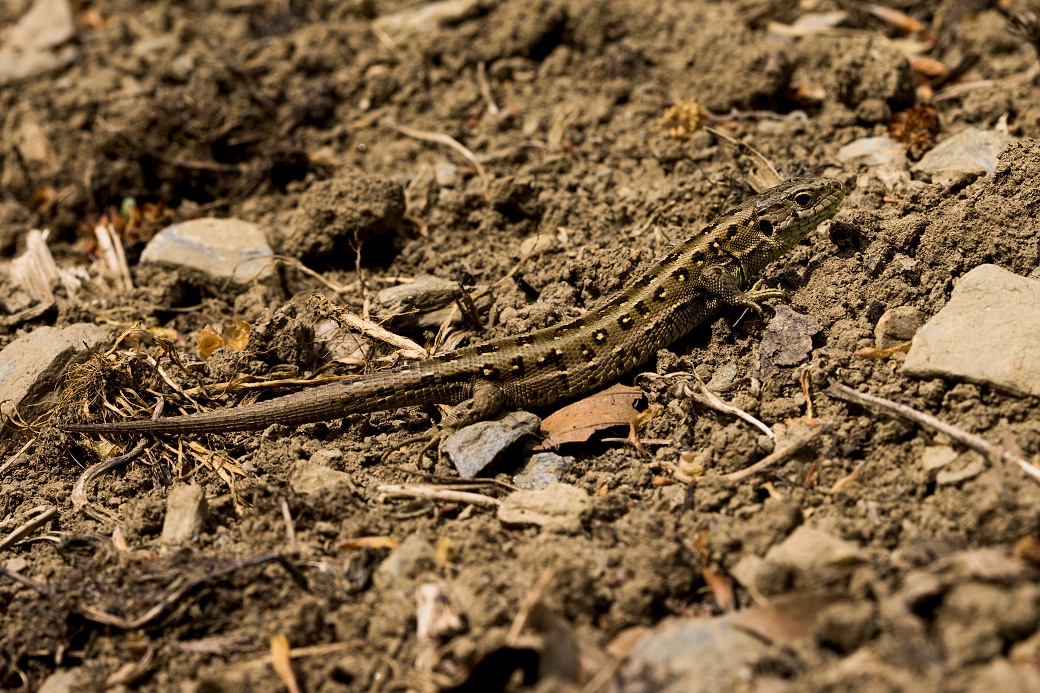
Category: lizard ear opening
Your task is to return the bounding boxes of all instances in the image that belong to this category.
[759,219,774,236]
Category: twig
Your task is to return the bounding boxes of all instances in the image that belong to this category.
[703,126,782,190]
[826,383,1040,484]
[682,374,775,440]
[279,497,297,551]
[0,506,58,551]
[506,567,556,645]
[0,436,35,475]
[374,484,501,508]
[477,61,500,116]
[71,439,150,524]
[387,121,490,194]
[308,293,427,358]
[723,426,822,483]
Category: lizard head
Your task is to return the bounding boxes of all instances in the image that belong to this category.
[719,177,845,283]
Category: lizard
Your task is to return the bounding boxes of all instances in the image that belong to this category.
[61,177,845,455]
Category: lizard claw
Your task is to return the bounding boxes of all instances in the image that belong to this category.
[381,426,451,464]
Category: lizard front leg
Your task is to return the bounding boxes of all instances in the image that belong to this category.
[381,381,508,462]
[696,266,786,316]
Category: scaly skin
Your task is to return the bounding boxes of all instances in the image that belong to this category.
[61,177,845,439]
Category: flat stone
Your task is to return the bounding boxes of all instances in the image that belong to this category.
[757,305,820,381]
[444,411,541,479]
[373,534,436,588]
[140,218,273,284]
[903,265,1040,397]
[756,526,867,595]
[935,454,986,486]
[290,460,355,495]
[160,485,207,545]
[512,452,573,489]
[0,323,111,420]
[0,0,77,86]
[497,483,590,534]
[920,445,958,472]
[37,668,82,693]
[875,306,924,349]
[836,136,906,167]
[617,617,768,693]
[372,276,491,331]
[912,127,1016,180]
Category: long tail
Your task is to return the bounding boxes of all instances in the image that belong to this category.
[60,365,460,435]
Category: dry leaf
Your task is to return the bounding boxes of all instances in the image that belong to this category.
[868,4,925,33]
[197,324,222,359]
[854,341,912,360]
[338,536,400,551]
[222,320,251,350]
[731,591,847,645]
[538,383,644,448]
[270,634,301,693]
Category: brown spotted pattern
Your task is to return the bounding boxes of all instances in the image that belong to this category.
[63,178,845,435]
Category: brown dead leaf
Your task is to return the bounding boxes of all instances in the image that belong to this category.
[854,341,912,360]
[868,4,925,33]
[270,634,301,693]
[222,320,251,351]
[538,383,644,448]
[730,591,847,645]
[338,536,400,551]
[197,325,222,359]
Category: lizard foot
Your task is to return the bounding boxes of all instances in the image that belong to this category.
[738,280,788,316]
[380,426,450,464]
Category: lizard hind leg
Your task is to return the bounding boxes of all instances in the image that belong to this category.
[380,382,509,463]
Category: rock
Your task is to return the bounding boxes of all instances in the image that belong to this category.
[373,0,483,41]
[444,411,541,479]
[290,460,355,495]
[37,668,82,693]
[837,136,906,166]
[371,276,491,331]
[935,454,986,486]
[617,617,769,693]
[405,164,437,215]
[286,174,404,261]
[497,483,590,534]
[757,305,820,382]
[140,218,273,285]
[512,452,573,489]
[903,265,1040,397]
[755,526,867,595]
[920,445,958,472]
[434,162,460,188]
[4,557,28,573]
[874,306,924,349]
[373,535,436,588]
[0,0,77,85]
[912,128,1016,183]
[967,659,1040,693]
[160,485,207,545]
[0,323,111,420]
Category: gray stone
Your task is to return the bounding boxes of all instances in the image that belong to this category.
[903,265,1040,397]
[912,127,1016,181]
[161,485,207,545]
[618,617,768,693]
[140,218,273,284]
[372,276,491,331]
[373,534,436,588]
[836,136,906,167]
[290,460,354,495]
[497,483,590,534]
[874,305,924,349]
[512,452,573,489]
[0,323,111,420]
[935,454,986,486]
[444,411,541,479]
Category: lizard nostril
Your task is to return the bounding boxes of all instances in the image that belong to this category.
[759,219,774,236]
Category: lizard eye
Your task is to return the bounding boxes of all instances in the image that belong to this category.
[794,191,814,207]
[759,219,774,236]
